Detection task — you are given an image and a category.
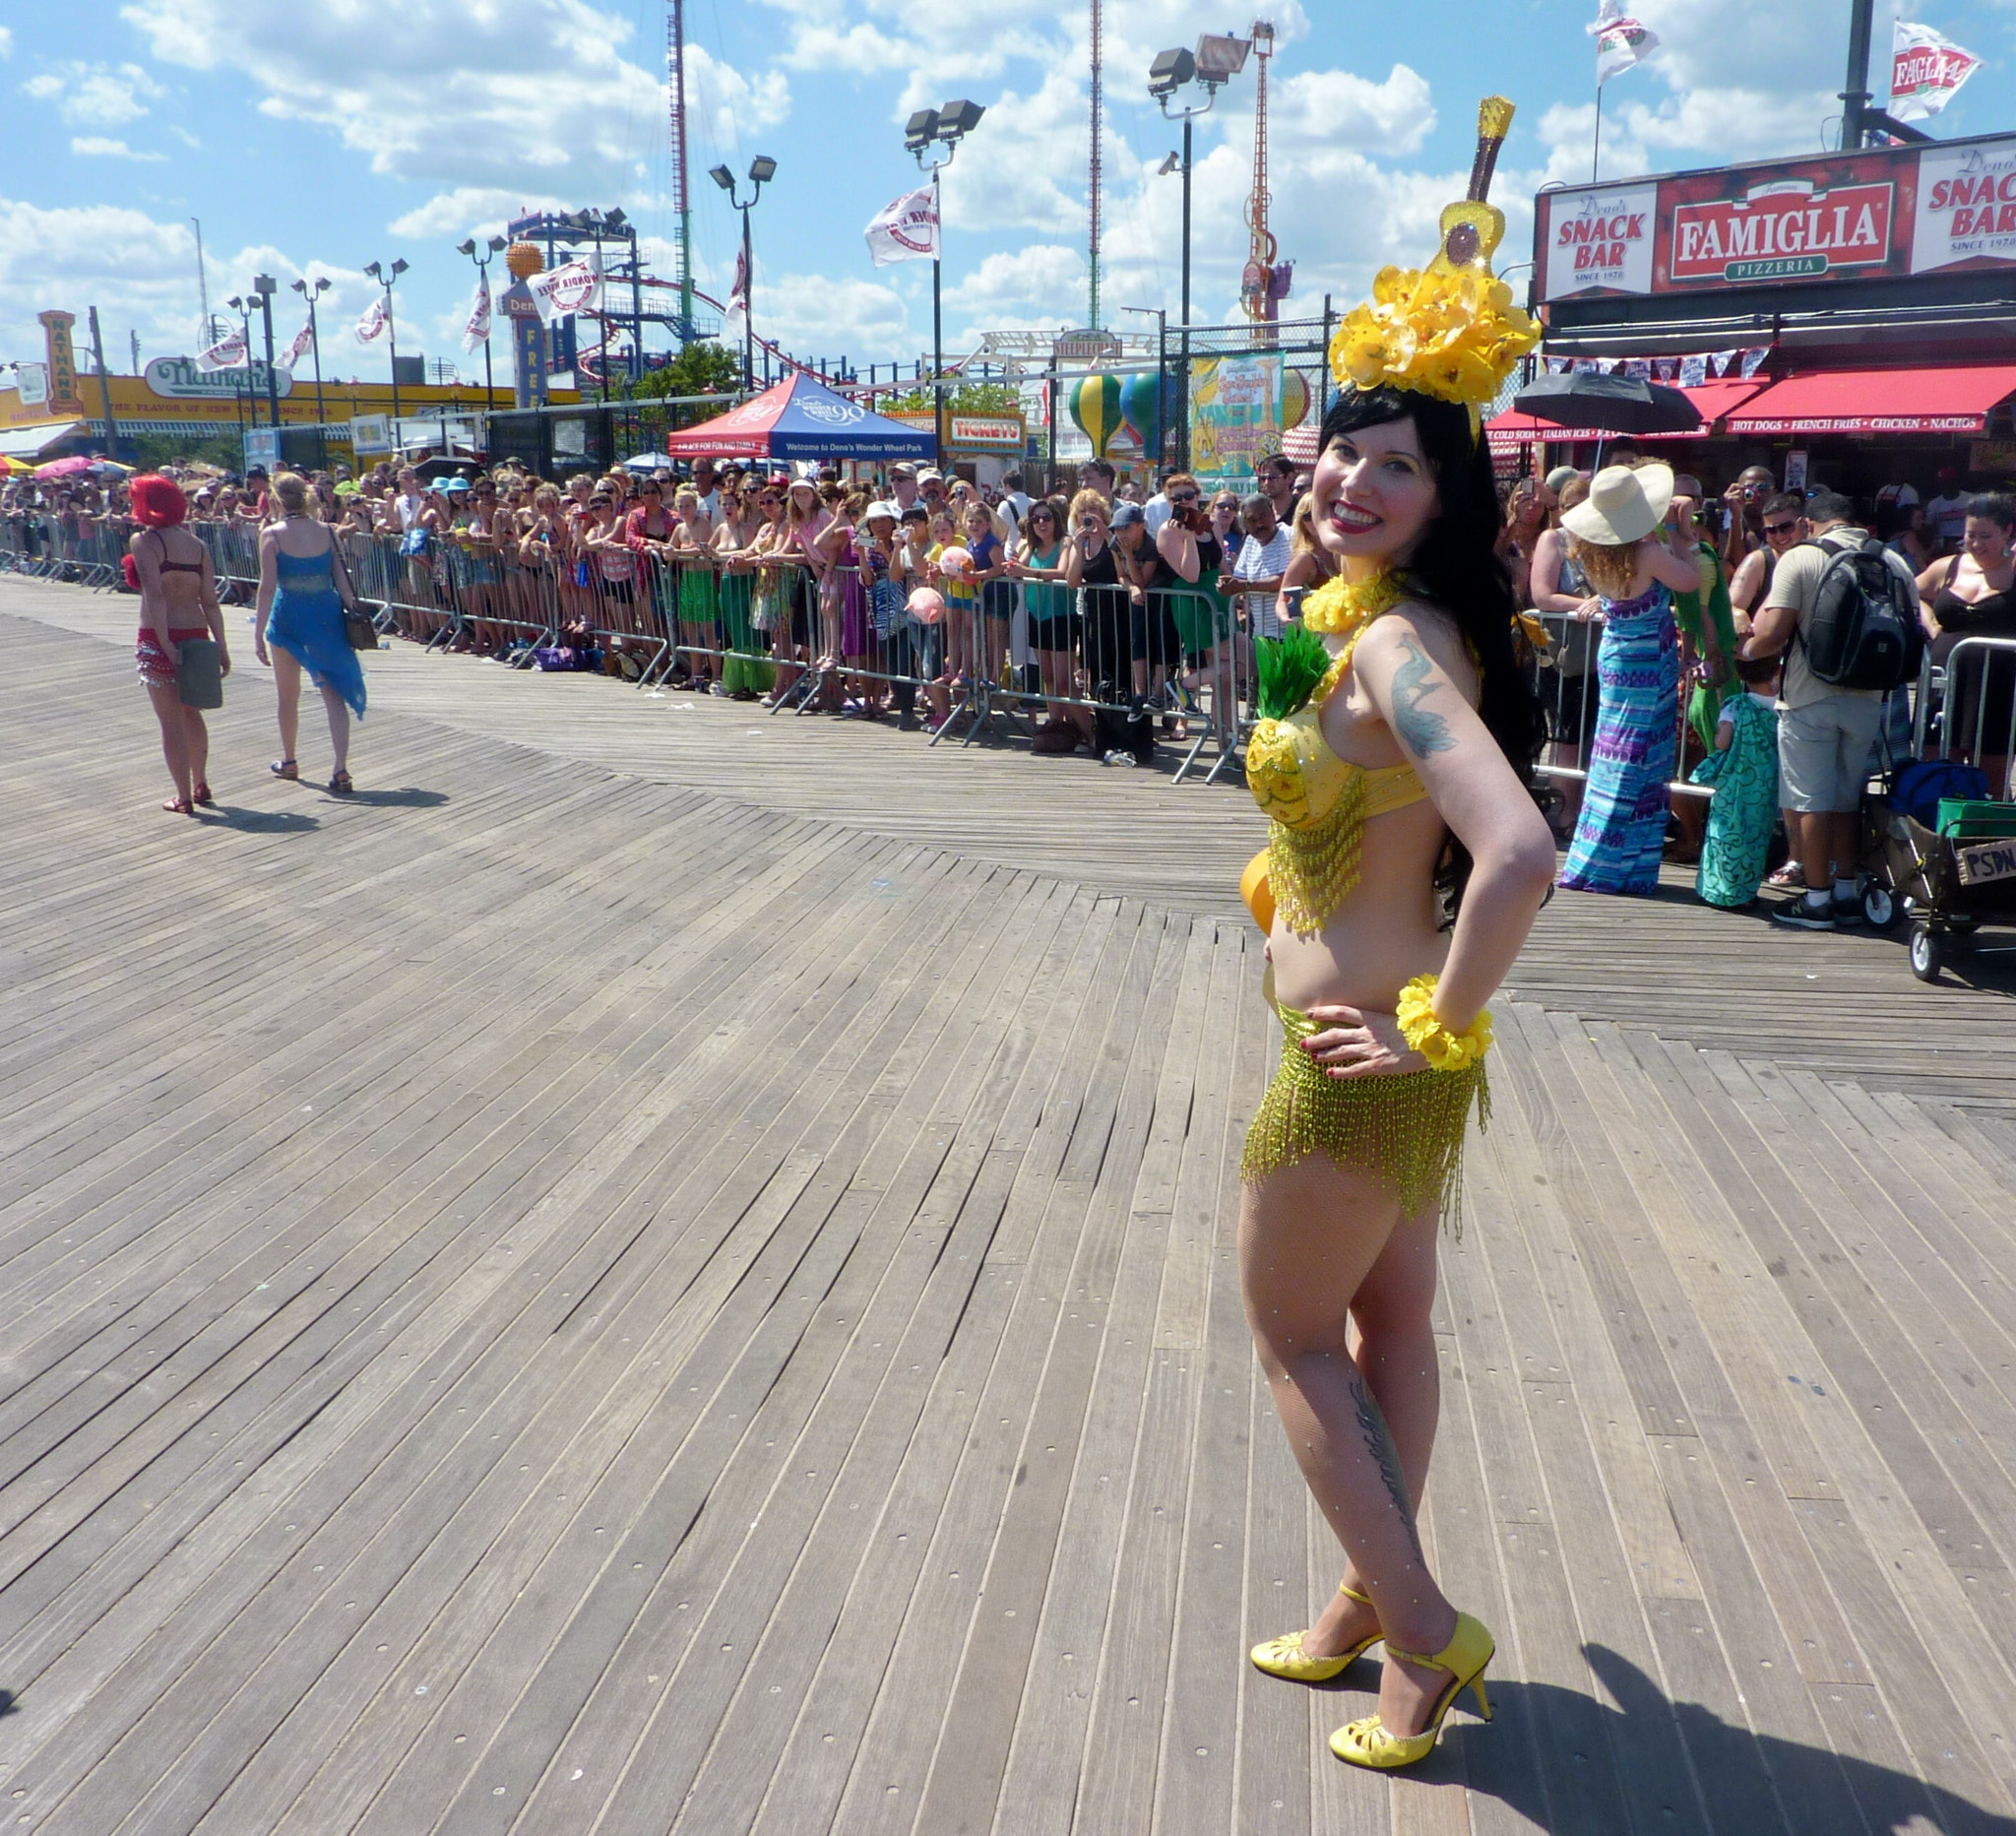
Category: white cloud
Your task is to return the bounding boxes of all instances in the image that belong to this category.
[387,188,571,241]
[0,28,14,58]
[19,60,165,127]
[753,272,910,357]
[71,136,168,162]
[0,199,198,360]
[121,0,788,206]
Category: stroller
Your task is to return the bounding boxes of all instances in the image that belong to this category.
[1863,636,2016,982]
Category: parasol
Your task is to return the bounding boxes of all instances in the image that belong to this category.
[1510,372,1702,435]
[33,454,98,480]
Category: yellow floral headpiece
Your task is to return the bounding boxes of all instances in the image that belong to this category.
[1328,96,1542,436]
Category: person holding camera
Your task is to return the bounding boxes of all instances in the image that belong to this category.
[1718,466,1777,574]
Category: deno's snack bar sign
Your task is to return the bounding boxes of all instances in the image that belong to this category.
[1537,130,2016,302]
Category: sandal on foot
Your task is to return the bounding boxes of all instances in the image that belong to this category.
[193,782,215,806]
[270,758,299,781]
[328,770,353,795]
[162,795,196,816]
[1330,1611,1494,1771]
[1251,1582,1381,1682]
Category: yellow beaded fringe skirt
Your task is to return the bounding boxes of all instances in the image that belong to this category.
[1240,1003,1488,1224]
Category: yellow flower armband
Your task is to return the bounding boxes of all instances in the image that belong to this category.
[1395,974,1492,1072]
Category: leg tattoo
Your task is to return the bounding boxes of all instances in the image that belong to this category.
[1349,1363,1424,1565]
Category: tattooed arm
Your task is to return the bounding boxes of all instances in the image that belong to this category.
[1352,609,1555,1034]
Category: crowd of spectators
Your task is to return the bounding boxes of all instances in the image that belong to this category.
[5,438,2011,911]
[1497,448,2016,923]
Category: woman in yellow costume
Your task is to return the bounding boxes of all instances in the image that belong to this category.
[1240,98,1557,1771]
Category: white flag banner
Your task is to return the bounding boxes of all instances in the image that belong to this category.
[863,186,939,267]
[196,330,247,372]
[721,246,749,342]
[1623,357,1651,379]
[1739,347,1770,379]
[461,272,493,352]
[1589,0,1659,85]
[1653,357,1678,382]
[1708,349,1736,377]
[1890,19,1983,123]
[1678,353,1708,388]
[279,316,315,373]
[528,256,603,327]
[353,295,388,345]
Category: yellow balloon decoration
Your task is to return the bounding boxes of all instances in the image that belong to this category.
[1281,369,1311,431]
[1070,373,1124,459]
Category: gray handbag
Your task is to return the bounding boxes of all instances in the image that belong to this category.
[175,637,224,710]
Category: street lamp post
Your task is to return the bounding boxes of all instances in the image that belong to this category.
[224,292,255,446]
[290,275,330,427]
[710,157,778,392]
[362,257,410,423]
[455,233,509,404]
[905,100,985,474]
[1150,34,1249,471]
[252,273,281,428]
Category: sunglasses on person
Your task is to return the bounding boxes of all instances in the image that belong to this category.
[1763,518,1799,537]
[1168,491,1199,505]
[1030,509,1056,524]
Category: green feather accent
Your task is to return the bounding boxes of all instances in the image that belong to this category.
[1253,625,1332,721]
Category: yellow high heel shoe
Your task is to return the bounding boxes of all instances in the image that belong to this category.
[1329,1611,1493,1769]
[1250,1581,1382,1683]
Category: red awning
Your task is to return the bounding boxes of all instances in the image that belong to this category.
[1485,376,1766,449]
[1725,366,2016,436]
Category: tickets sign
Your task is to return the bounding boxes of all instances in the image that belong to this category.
[1536,131,2016,303]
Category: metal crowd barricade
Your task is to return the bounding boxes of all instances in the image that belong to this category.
[1916,635,2016,796]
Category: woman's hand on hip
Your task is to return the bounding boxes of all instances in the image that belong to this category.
[1298,1004,1426,1078]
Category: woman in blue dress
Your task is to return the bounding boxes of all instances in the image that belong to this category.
[254,471,367,793]
[1556,464,1705,895]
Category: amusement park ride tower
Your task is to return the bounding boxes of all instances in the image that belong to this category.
[1240,22,1293,330]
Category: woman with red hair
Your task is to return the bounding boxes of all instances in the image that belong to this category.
[129,474,229,814]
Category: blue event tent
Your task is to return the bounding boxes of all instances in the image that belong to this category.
[662,371,935,462]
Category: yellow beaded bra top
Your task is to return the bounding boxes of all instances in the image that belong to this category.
[1246,574,1429,936]
[1243,98,1539,938]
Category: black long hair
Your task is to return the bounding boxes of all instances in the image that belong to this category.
[1320,385,1547,917]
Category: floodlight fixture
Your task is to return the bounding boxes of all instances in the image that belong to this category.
[362,262,382,281]
[1148,47,1195,97]
[1158,151,1181,176]
[226,294,244,311]
[905,107,940,151]
[938,98,984,138]
[389,258,410,277]
[457,237,477,255]
[711,164,734,191]
[1194,32,1251,82]
[603,207,628,230]
[749,155,778,184]
[487,233,508,253]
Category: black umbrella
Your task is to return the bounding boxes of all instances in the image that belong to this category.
[1511,370,1702,435]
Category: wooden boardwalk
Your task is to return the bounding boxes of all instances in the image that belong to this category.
[4,577,2016,1834]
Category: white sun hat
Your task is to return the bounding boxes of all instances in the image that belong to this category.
[1560,462,1673,546]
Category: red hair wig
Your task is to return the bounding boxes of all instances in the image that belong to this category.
[130,474,188,528]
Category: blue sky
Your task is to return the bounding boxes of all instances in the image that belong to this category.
[4,0,2011,385]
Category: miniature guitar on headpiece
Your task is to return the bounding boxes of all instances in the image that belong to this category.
[1328,95,1541,437]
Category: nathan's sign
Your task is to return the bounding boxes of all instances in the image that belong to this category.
[1670,178,1892,284]
[1536,130,2016,304]
[146,355,296,400]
